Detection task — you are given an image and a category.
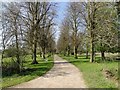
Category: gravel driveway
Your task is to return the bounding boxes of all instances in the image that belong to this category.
[10,55,87,88]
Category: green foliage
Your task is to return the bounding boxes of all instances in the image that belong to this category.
[108,47,119,53]
[95,43,106,52]
[3,47,17,58]
[2,58,20,76]
[3,47,28,58]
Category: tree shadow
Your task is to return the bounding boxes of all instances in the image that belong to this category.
[19,66,49,76]
[2,61,53,78]
[54,61,70,64]
[94,57,120,63]
[69,60,89,63]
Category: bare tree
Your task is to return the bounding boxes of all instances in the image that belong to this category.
[57,18,71,56]
[37,2,56,59]
[2,2,23,71]
[21,2,56,63]
[67,2,84,59]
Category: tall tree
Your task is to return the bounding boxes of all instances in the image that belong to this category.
[95,3,118,60]
[21,2,56,63]
[37,2,56,59]
[87,2,97,62]
[86,2,118,61]
[57,18,71,56]
[2,2,22,71]
[67,2,84,59]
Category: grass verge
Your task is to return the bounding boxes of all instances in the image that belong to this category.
[60,54,118,88]
[1,55,54,88]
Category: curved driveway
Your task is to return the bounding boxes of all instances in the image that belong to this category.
[11,55,87,88]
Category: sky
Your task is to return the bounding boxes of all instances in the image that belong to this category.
[54,2,68,43]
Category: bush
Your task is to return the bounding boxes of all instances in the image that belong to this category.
[4,47,17,58]
[2,59,20,76]
[3,47,28,58]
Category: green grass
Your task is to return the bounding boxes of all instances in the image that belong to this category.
[1,55,54,88]
[60,54,118,88]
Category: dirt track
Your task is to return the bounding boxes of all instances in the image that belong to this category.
[11,55,87,88]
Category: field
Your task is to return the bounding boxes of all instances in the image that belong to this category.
[1,55,54,88]
[60,54,119,88]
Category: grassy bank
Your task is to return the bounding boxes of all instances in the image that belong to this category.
[60,54,118,88]
[1,55,54,88]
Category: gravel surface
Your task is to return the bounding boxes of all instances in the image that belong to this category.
[10,55,87,88]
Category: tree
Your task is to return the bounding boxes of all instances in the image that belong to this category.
[67,2,85,59]
[21,2,56,63]
[93,3,118,60]
[57,18,71,56]
[37,2,56,59]
[2,2,23,72]
[87,2,98,62]
[86,2,118,61]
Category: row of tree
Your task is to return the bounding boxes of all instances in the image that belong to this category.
[57,2,119,62]
[1,2,57,72]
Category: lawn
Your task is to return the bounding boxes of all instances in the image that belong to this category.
[60,54,119,88]
[1,55,54,88]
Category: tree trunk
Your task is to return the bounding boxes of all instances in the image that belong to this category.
[86,51,89,59]
[101,51,105,60]
[74,46,78,59]
[42,47,46,59]
[90,37,95,62]
[39,47,42,57]
[67,46,70,56]
[32,41,38,64]
[100,39,105,60]
[31,4,39,64]
[15,26,21,72]
[40,51,42,57]
[15,32,20,64]
[1,51,4,64]
[32,25,38,64]
[88,2,96,63]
